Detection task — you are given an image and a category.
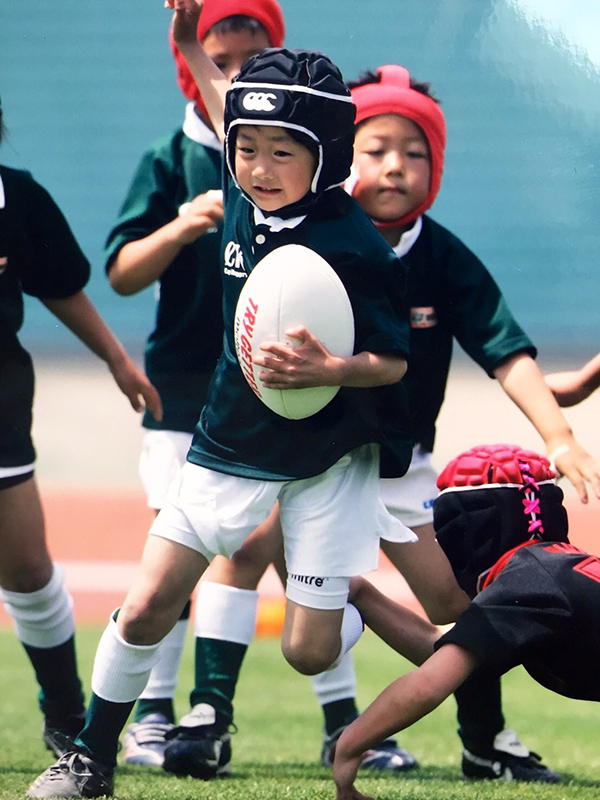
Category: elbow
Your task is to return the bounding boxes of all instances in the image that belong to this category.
[386,357,407,385]
[108,271,136,297]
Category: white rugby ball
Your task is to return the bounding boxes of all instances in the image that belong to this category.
[234,244,355,419]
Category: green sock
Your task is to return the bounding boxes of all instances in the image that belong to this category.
[190,637,248,723]
[24,637,84,720]
[134,697,175,724]
[322,698,359,736]
[76,693,135,768]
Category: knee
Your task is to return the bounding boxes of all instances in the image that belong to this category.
[281,638,337,676]
[424,591,470,626]
[0,560,53,594]
[226,547,271,588]
[117,597,174,646]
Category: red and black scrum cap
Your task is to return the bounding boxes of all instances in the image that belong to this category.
[434,444,569,598]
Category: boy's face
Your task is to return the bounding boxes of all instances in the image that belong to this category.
[235,126,316,213]
[352,114,431,223]
[203,28,271,82]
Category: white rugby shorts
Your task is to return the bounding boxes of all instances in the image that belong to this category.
[379,446,438,534]
[149,444,415,579]
[139,430,193,510]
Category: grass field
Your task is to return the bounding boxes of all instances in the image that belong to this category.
[2,626,599,800]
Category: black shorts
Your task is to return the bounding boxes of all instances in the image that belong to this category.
[0,347,36,470]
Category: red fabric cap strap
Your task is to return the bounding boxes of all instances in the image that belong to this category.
[350,64,446,227]
[170,0,285,119]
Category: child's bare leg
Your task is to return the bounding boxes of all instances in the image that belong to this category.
[381,522,470,625]
[71,535,209,769]
[118,535,209,645]
[282,601,347,675]
[0,477,85,748]
[202,504,282,589]
[0,476,51,591]
[189,508,282,726]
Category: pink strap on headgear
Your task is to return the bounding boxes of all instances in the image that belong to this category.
[350,64,447,227]
[170,0,285,122]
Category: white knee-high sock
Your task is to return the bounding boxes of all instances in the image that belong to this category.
[139,617,188,700]
[195,582,258,645]
[0,563,74,648]
[328,603,363,671]
[311,651,357,705]
[92,616,162,703]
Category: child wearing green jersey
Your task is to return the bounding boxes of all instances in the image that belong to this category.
[175,62,600,785]
[104,0,286,769]
[27,2,417,796]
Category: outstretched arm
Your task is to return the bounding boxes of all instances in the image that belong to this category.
[42,291,163,420]
[494,352,600,503]
[333,644,478,800]
[545,353,600,408]
[165,0,229,141]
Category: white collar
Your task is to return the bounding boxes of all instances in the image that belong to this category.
[392,216,423,257]
[182,102,222,151]
[0,174,4,209]
[253,206,306,232]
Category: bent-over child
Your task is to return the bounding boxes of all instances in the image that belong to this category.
[333,443,600,800]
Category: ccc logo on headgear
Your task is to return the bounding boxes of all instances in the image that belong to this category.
[241,91,281,112]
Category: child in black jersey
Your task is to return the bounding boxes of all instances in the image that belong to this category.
[333,443,600,800]
[0,97,161,762]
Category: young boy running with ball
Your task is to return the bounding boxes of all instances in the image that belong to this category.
[26,2,418,796]
[169,61,600,786]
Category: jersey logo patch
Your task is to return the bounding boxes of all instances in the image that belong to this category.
[224,241,247,277]
[574,556,600,584]
[410,306,437,328]
[543,542,584,555]
[543,543,600,584]
[241,91,282,113]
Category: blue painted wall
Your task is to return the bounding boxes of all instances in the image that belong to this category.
[1,0,598,359]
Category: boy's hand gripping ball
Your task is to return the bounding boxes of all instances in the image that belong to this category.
[234,244,355,419]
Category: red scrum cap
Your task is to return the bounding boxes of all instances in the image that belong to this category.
[350,65,446,227]
[170,0,285,117]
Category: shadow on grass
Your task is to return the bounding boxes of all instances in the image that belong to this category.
[215,762,462,782]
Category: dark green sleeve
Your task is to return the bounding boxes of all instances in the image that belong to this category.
[438,229,536,376]
[104,139,182,271]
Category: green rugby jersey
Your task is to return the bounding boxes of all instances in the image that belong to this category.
[402,214,536,453]
[105,122,224,433]
[187,181,412,481]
